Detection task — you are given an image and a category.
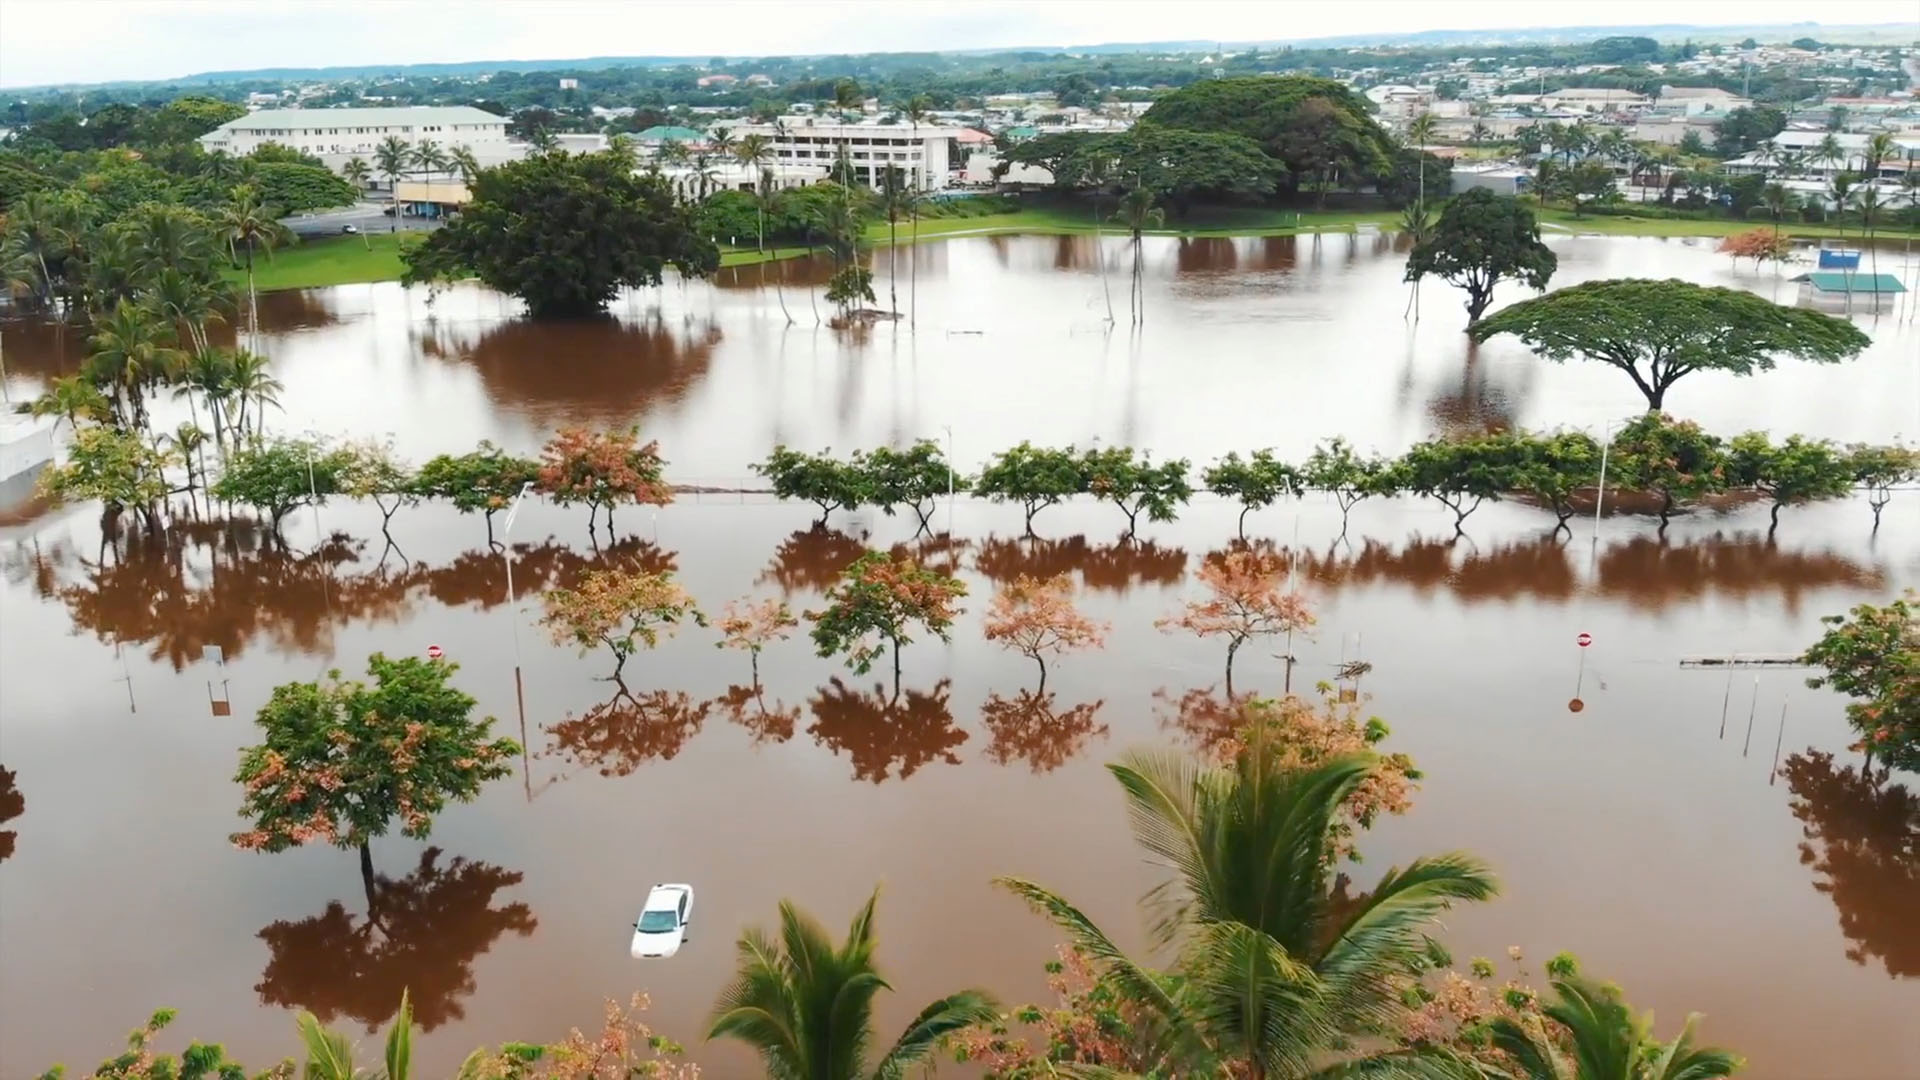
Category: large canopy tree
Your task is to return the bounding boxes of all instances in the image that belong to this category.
[1141,76,1394,199]
[1405,188,1557,324]
[1470,278,1871,411]
[1000,127,1279,207]
[402,149,717,317]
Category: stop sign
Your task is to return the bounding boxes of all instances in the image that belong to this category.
[1576,632,1593,649]
[427,644,444,659]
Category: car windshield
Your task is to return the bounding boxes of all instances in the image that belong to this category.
[637,908,678,933]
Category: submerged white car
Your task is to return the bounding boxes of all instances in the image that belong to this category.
[630,883,694,958]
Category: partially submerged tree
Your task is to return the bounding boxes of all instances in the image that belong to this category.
[808,550,966,693]
[1158,549,1315,696]
[1405,188,1557,324]
[1397,433,1530,534]
[1727,432,1855,534]
[1514,429,1602,531]
[1079,445,1193,539]
[337,438,418,540]
[982,573,1108,691]
[1204,449,1305,539]
[867,439,968,533]
[1606,413,1728,529]
[974,442,1086,534]
[715,595,799,681]
[754,445,872,527]
[1470,279,1871,412]
[1301,437,1398,535]
[1847,443,1918,532]
[536,425,672,533]
[35,425,179,532]
[413,441,540,544]
[1803,592,1919,776]
[541,567,704,678]
[210,435,353,534]
[231,653,518,899]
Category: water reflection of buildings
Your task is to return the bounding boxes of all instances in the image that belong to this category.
[418,313,720,424]
[254,848,536,1031]
[807,677,965,783]
[0,765,21,863]
[980,690,1108,774]
[1781,750,1918,979]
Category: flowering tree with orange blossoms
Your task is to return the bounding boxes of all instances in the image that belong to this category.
[536,425,673,532]
[808,551,967,694]
[1157,549,1315,696]
[541,567,704,678]
[983,573,1108,691]
[715,595,799,680]
[231,653,518,895]
[1716,227,1791,270]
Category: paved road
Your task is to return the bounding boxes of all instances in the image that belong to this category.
[280,202,442,239]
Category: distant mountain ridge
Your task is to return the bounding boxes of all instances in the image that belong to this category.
[29,21,1920,91]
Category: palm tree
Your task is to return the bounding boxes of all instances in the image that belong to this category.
[86,303,185,430]
[342,156,371,194]
[216,186,293,352]
[1488,974,1741,1080]
[1857,185,1885,304]
[1816,133,1846,177]
[173,346,238,453]
[999,749,1498,1078]
[25,374,109,432]
[126,201,217,281]
[904,94,933,326]
[1862,132,1898,185]
[691,151,720,200]
[879,165,908,315]
[708,126,737,171]
[298,990,416,1080]
[148,264,229,362]
[1407,112,1439,210]
[1113,183,1162,325]
[1402,199,1437,320]
[2,192,75,310]
[608,133,639,171]
[1469,120,1491,145]
[708,887,1000,1080]
[83,227,147,316]
[1750,141,1779,179]
[412,138,448,219]
[756,168,795,325]
[374,135,410,232]
[659,138,692,169]
[226,349,283,441]
[1775,148,1805,180]
[1761,182,1796,246]
[734,133,772,177]
[448,144,481,187]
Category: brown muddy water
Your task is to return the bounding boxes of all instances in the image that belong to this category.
[1,234,1917,1078]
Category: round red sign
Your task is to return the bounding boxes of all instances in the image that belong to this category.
[427,644,444,659]
[1576,632,1593,648]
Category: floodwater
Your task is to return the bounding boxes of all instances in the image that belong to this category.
[2,234,1918,1079]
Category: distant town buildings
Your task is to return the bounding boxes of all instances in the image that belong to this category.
[197,105,510,160]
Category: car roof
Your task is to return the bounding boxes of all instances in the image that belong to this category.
[642,883,690,909]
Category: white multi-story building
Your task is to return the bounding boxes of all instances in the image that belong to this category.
[723,116,956,191]
[198,106,511,159]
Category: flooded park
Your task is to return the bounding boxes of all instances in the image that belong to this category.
[1,232,1917,1078]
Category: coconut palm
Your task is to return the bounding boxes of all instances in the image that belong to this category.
[609,133,639,171]
[2,192,77,309]
[1857,185,1885,302]
[1402,199,1437,320]
[125,201,217,281]
[708,887,1000,1080]
[412,138,448,218]
[659,138,692,168]
[1760,183,1797,245]
[85,303,185,430]
[998,749,1498,1078]
[879,165,908,315]
[148,264,230,362]
[374,135,411,232]
[735,132,772,175]
[25,374,109,432]
[903,94,933,326]
[448,144,481,186]
[1487,974,1741,1080]
[528,127,560,154]
[1827,172,1859,241]
[216,185,293,351]
[1775,148,1805,180]
[756,168,796,326]
[297,989,417,1080]
[1861,132,1898,184]
[1469,121,1491,145]
[173,346,238,453]
[1750,141,1778,179]
[708,125,737,162]
[226,349,283,441]
[1815,133,1846,176]
[342,156,371,193]
[1113,183,1162,325]
[83,227,147,317]
[1407,112,1440,210]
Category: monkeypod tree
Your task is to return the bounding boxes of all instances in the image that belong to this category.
[1079,446,1193,539]
[754,445,873,528]
[1727,432,1855,534]
[808,551,966,694]
[1301,437,1399,535]
[1404,188,1557,324]
[1397,433,1531,535]
[1204,449,1305,539]
[1513,430,1602,530]
[982,573,1108,691]
[1470,279,1869,412]
[974,441,1086,534]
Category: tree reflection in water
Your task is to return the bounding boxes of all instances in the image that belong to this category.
[716,680,802,745]
[543,683,711,777]
[758,528,869,594]
[14,520,677,670]
[1780,750,1919,978]
[807,677,965,783]
[1154,685,1260,754]
[979,690,1107,774]
[1594,534,1882,615]
[0,766,22,863]
[974,534,1188,594]
[254,847,536,1031]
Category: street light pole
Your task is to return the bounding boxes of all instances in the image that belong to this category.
[501,480,535,668]
[942,424,954,535]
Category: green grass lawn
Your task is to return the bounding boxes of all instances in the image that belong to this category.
[230,232,417,291]
[867,203,1398,244]
[1534,207,1920,241]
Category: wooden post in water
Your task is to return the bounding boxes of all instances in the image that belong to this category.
[1742,675,1759,756]
[1718,657,1735,739]
[1769,700,1789,785]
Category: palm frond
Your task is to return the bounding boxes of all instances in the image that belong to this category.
[1538,976,1639,1080]
[1183,920,1326,1079]
[382,989,412,1080]
[707,928,806,1078]
[1301,1045,1492,1079]
[870,989,1002,1080]
[995,876,1190,1030]
[295,1011,355,1080]
[1107,750,1215,949]
[1645,1012,1742,1080]
[1486,1016,1572,1080]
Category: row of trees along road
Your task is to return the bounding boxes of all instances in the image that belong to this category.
[80,563,1889,1075]
[756,425,1916,540]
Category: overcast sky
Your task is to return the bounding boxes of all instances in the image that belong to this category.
[2,0,1915,89]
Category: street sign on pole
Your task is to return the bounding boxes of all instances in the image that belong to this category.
[1576,632,1593,648]
[427,644,444,659]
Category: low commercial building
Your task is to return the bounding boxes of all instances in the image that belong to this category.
[1651,86,1753,117]
[1539,88,1651,113]
[198,105,510,159]
[723,116,957,191]
[1451,163,1533,196]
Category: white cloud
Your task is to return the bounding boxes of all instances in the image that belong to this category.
[1,0,1914,88]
